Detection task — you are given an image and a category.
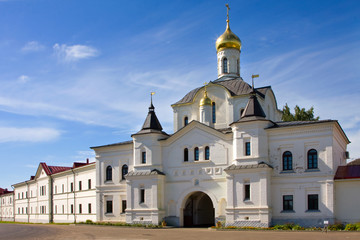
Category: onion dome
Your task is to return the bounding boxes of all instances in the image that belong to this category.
[215,21,241,53]
[199,89,212,106]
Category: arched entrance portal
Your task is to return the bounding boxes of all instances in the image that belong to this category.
[183,191,215,227]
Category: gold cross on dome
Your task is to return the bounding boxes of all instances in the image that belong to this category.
[226,4,230,22]
[204,82,208,91]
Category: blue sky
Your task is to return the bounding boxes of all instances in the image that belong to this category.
[0,0,359,189]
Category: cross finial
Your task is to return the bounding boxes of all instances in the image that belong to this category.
[225,3,230,23]
[251,74,259,91]
[150,92,155,105]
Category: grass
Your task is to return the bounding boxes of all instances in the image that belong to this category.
[211,222,360,231]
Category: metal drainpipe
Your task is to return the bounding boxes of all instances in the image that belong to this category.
[71,169,76,223]
[49,176,53,223]
[26,182,30,223]
[11,186,15,222]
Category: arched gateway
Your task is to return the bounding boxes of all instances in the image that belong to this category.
[183,191,215,227]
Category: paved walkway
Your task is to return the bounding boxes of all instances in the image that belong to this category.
[1,223,360,240]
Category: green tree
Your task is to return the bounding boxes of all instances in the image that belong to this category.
[282,103,319,121]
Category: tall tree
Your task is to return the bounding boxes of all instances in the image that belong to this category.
[282,104,319,121]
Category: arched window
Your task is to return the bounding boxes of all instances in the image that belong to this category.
[184,117,188,126]
[223,58,228,73]
[121,164,128,180]
[205,146,210,160]
[212,102,216,123]
[282,151,293,171]
[307,149,318,169]
[184,148,189,162]
[194,147,199,161]
[106,166,112,181]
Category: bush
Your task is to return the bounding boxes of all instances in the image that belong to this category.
[344,223,360,231]
[328,223,344,231]
[85,219,93,224]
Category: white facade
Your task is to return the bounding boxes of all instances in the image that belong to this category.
[0,190,14,221]
[6,12,359,228]
[92,17,355,228]
[12,161,96,223]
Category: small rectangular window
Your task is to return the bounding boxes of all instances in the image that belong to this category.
[62,184,64,193]
[70,183,74,192]
[71,204,74,214]
[79,204,82,214]
[62,205,64,214]
[122,200,127,213]
[88,179,91,189]
[245,142,251,156]
[283,195,293,211]
[308,194,319,210]
[141,152,146,164]
[140,189,145,203]
[79,181,82,191]
[106,200,113,213]
[88,203,91,214]
[244,184,250,200]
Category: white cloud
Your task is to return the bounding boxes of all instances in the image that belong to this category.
[0,127,61,143]
[17,75,30,83]
[21,41,45,52]
[53,43,99,62]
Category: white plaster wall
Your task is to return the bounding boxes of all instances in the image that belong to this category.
[52,165,96,223]
[335,179,360,223]
[267,123,347,225]
[217,48,240,77]
[95,144,132,222]
[0,193,14,221]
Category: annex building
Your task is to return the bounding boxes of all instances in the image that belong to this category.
[2,8,360,227]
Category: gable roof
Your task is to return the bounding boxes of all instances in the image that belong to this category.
[159,120,232,144]
[172,77,271,106]
[40,162,72,176]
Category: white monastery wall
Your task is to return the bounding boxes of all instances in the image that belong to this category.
[335,179,360,223]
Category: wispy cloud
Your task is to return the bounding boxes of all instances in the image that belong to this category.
[53,43,99,62]
[72,150,95,162]
[21,41,45,52]
[0,127,61,143]
[17,75,30,83]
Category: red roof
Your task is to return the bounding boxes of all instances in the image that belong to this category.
[0,188,13,196]
[39,160,93,176]
[334,165,360,180]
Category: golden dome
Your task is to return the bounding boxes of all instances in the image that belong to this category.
[199,90,212,106]
[215,22,241,52]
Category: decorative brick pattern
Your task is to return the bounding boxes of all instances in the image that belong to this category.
[226,220,268,228]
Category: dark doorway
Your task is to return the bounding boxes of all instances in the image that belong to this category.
[183,191,215,227]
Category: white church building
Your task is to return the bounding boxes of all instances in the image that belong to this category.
[5,7,360,228]
[91,13,354,228]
